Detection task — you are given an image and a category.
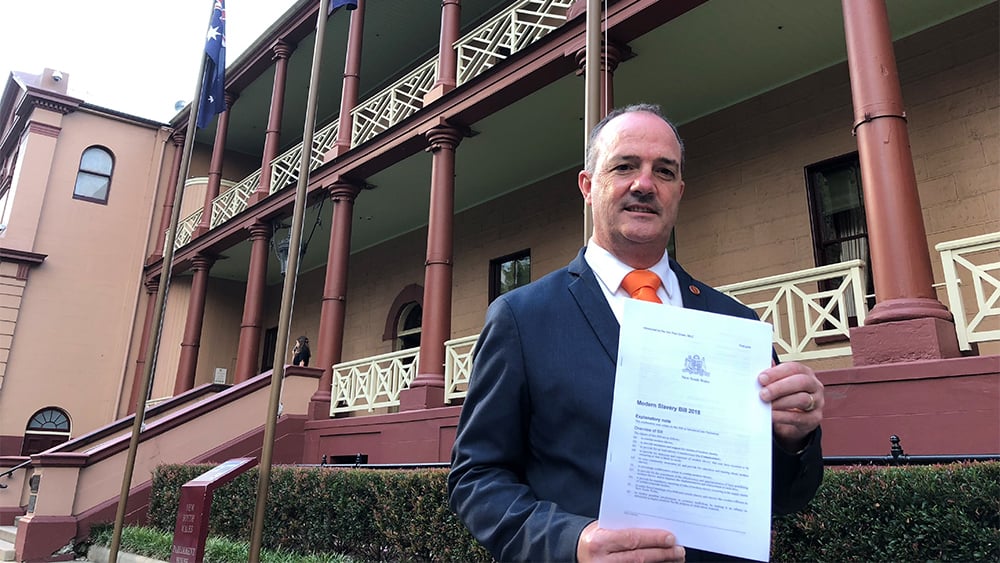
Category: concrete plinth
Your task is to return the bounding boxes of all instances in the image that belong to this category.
[850,317,961,366]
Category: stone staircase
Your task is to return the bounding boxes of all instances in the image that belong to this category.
[0,524,16,561]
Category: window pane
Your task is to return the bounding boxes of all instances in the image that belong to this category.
[80,148,113,174]
[74,172,109,201]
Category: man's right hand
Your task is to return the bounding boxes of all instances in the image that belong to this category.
[577,521,686,562]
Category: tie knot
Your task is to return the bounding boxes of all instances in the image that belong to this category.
[622,269,662,303]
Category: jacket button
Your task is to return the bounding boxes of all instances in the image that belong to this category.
[689,285,701,295]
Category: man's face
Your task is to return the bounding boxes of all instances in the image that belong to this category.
[578,111,685,267]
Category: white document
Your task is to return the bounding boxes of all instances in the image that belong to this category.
[598,299,775,562]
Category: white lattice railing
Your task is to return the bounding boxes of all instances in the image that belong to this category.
[211,169,260,228]
[936,231,1000,351]
[174,208,203,248]
[456,0,574,85]
[268,119,341,195]
[444,335,479,403]
[330,347,419,414]
[351,58,438,147]
[717,260,869,361]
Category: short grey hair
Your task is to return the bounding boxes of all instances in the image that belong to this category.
[584,103,685,174]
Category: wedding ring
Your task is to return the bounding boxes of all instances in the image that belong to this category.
[804,392,816,412]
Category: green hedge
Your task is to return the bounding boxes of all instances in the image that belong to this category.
[148,465,491,562]
[149,461,999,562]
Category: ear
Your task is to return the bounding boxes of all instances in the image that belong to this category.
[578,170,593,204]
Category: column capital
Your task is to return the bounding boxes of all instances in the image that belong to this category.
[425,125,466,152]
[272,40,294,61]
[327,181,363,202]
[171,130,186,146]
[247,221,272,241]
[224,90,239,109]
[574,40,630,75]
[144,277,160,294]
[191,253,217,271]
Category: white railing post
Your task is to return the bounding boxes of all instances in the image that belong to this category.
[716,260,868,361]
[935,232,1000,351]
[444,335,479,403]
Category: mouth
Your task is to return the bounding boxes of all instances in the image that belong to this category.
[623,204,658,215]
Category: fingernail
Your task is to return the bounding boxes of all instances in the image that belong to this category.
[758,373,769,385]
[759,389,771,401]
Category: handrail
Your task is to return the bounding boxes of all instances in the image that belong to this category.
[0,459,31,489]
[935,231,1000,351]
[717,259,868,361]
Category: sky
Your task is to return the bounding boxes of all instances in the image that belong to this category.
[0,0,300,123]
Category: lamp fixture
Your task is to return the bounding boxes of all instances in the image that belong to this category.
[270,197,326,276]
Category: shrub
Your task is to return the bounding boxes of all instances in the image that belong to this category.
[773,462,1000,562]
[149,461,999,562]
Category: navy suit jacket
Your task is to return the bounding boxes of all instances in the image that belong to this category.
[449,249,823,563]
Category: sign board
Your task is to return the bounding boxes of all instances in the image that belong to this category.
[170,457,257,563]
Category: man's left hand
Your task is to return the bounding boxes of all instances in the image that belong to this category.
[758,362,823,452]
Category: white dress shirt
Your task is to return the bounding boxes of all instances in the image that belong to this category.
[584,239,683,324]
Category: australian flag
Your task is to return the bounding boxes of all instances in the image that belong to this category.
[328,0,358,16]
[197,0,227,129]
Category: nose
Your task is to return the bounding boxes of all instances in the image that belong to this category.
[629,167,656,194]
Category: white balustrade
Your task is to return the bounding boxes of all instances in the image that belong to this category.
[716,260,868,361]
[174,209,203,249]
[268,120,340,195]
[211,169,261,228]
[444,335,479,403]
[330,347,419,414]
[936,231,1000,351]
[351,59,438,147]
[456,0,574,85]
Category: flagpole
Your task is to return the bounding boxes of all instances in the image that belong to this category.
[583,0,601,244]
[107,33,211,563]
[248,0,331,559]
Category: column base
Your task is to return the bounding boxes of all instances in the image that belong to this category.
[851,317,962,366]
[422,83,455,105]
[399,384,445,411]
[308,391,332,420]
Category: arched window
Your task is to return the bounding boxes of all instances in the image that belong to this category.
[383,284,423,352]
[73,146,114,203]
[395,302,422,352]
[20,407,71,456]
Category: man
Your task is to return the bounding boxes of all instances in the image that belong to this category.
[449,104,824,563]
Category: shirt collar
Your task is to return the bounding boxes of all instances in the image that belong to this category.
[584,239,676,301]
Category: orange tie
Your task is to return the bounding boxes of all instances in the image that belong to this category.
[621,269,662,303]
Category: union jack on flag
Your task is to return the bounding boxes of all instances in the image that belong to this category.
[197,0,227,129]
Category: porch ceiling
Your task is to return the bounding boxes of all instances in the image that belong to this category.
[199,0,993,284]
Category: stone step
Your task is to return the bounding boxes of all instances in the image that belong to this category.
[0,537,14,562]
[0,526,14,545]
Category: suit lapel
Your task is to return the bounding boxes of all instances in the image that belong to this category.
[567,250,620,362]
[671,259,709,312]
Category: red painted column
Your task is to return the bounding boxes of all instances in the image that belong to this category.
[127,277,159,414]
[841,0,960,365]
[425,0,461,102]
[149,132,185,263]
[309,182,362,419]
[251,42,294,204]
[234,222,272,383]
[175,254,217,394]
[195,91,238,237]
[327,0,366,159]
[575,41,626,117]
[400,126,464,411]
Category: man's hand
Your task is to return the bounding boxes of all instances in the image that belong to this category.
[577,521,686,563]
[758,361,823,452]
